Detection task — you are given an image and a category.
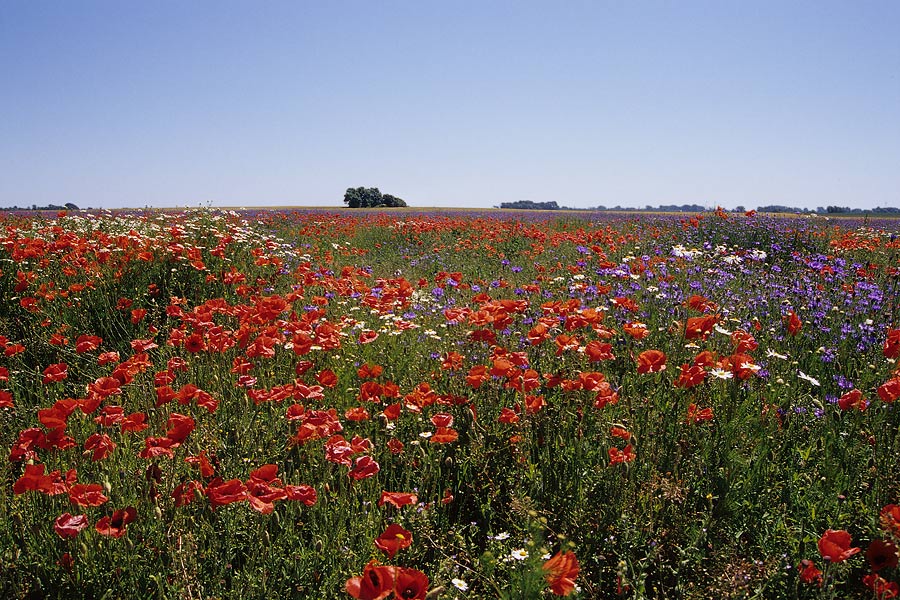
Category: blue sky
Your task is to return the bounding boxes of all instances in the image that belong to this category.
[1,1,898,210]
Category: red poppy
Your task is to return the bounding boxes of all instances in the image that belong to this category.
[358,330,379,344]
[693,350,718,368]
[674,364,706,388]
[98,351,120,366]
[863,573,899,600]
[430,427,458,444]
[54,513,89,539]
[0,389,11,408]
[358,363,384,379]
[838,389,867,411]
[5,343,26,357]
[878,379,900,403]
[392,567,429,600]
[42,363,68,384]
[785,311,802,336]
[172,480,204,507]
[797,559,822,586]
[866,539,899,571]
[498,407,520,423]
[543,550,580,596]
[881,504,900,537]
[609,445,635,465]
[584,340,614,362]
[285,484,317,506]
[348,456,380,481]
[730,329,758,353]
[75,334,102,353]
[345,406,370,421]
[610,426,631,440]
[68,483,109,507]
[636,350,666,374]
[623,322,649,340]
[84,433,116,461]
[121,412,148,433]
[316,369,338,388]
[884,328,900,359]
[139,436,176,459]
[206,478,248,508]
[14,463,54,495]
[345,561,394,600]
[185,451,216,478]
[386,438,404,454]
[612,296,639,312]
[95,506,136,538]
[685,315,717,340]
[374,523,412,559]
[378,491,418,509]
[686,403,714,424]
[818,529,860,563]
[383,403,401,420]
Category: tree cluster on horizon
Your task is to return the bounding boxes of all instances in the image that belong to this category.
[342,187,407,208]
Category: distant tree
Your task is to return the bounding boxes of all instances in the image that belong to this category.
[382,194,407,207]
[343,187,406,208]
[499,200,560,210]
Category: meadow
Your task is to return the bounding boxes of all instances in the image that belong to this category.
[1,207,898,599]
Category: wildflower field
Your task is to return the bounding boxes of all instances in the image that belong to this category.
[2,208,899,599]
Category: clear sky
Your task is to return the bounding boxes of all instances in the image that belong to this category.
[2,1,898,210]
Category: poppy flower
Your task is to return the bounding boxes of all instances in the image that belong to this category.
[68,483,109,507]
[75,334,102,353]
[206,478,248,508]
[348,456,380,481]
[884,328,900,359]
[42,363,68,384]
[374,523,412,559]
[818,529,860,563]
[392,567,429,600]
[430,427,459,444]
[881,504,900,537]
[14,463,54,495]
[584,340,614,362]
[84,433,116,461]
[784,311,802,336]
[797,559,822,586]
[285,484,317,506]
[345,406,370,421]
[878,379,900,403]
[623,322,649,340]
[686,403,714,424]
[674,364,706,388]
[0,389,12,408]
[95,506,136,538]
[316,369,338,388]
[345,561,394,600]
[121,412,148,433]
[838,389,867,412]
[378,491,418,509]
[498,407,520,423]
[543,550,580,596]
[609,445,636,465]
[685,315,717,340]
[862,573,899,600]
[610,426,631,440]
[172,480,204,507]
[866,539,899,571]
[636,350,666,374]
[54,513,89,539]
